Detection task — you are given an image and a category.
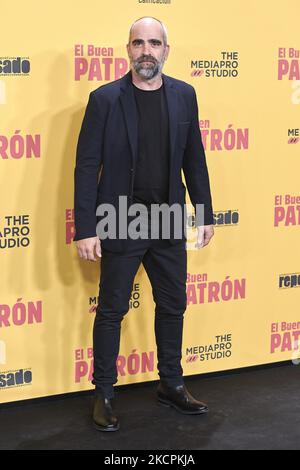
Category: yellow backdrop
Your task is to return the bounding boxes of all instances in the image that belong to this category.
[1,0,300,403]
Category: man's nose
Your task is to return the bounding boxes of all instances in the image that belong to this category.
[142,42,151,55]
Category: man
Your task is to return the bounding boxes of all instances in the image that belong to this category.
[74,16,214,432]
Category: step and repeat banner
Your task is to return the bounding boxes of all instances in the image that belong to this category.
[1,1,300,404]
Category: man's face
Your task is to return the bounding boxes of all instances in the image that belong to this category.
[127,21,169,80]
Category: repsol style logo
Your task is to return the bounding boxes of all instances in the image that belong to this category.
[279,273,300,289]
[187,210,239,228]
[0,368,32,389]
[213,210,239,226]
[0,57,30,76]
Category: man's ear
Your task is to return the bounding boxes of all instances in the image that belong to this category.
[165,45,170,61]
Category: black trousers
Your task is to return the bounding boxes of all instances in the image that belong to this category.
[92,218,187,398]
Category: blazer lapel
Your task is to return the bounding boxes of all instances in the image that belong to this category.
[120,70,138,169]
[119,69,179,194]
[162,72,178,168]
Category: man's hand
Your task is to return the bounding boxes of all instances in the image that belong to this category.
[195,224,214,249]
[76,236,101,261]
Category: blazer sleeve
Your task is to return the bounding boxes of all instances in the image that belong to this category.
[182,87,214,226]
[73,91,106,241]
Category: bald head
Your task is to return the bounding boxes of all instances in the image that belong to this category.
[128,16,168,47]
[127,16,170,81]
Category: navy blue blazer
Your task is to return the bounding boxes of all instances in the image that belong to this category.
[73,69,213,251]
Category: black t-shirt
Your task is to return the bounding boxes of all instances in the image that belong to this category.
[132,80,170,206]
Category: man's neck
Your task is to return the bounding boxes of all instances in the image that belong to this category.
[130,69,163,91]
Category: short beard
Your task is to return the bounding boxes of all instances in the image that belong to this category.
[130,56,165,80]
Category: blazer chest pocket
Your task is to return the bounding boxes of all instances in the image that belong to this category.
[178,121,190,149]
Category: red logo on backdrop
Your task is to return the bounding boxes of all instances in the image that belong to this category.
[0,299,42,328]
[187,272,246,305]
[277,47,300,80]
[74,44,128,81]
[274,194,300,227]
[199,122,249,152]
[271,322,300,354]
[74,347,155,383]
[66,209,75,244]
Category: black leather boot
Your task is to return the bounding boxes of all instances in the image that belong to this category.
[93,395,120,431]
[157,382,209,415]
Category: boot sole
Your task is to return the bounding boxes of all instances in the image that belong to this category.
[93,421,120,432]
[158,397,209,415]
